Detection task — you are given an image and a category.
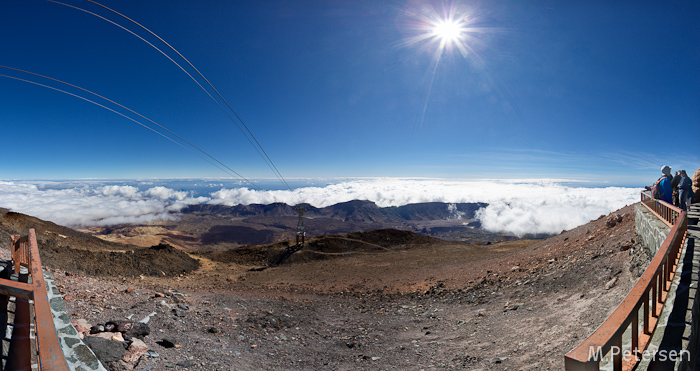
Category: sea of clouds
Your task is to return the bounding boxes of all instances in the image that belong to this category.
[0,179,642,236]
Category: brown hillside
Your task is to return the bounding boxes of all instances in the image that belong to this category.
[0,204,645,370]
[0,210,199,277]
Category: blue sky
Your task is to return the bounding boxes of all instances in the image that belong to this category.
[1,0,698,186]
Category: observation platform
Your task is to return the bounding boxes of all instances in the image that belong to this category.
[637,204,700,370]
[566,194,694,371]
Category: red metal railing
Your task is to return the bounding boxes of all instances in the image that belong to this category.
[0,229,69,371]
[639,191,681,227]
[564,193,687,370]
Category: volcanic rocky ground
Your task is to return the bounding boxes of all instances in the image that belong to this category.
[0,204,647,370]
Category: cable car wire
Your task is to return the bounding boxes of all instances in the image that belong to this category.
[48,0,298,201]
[0,68,266,192]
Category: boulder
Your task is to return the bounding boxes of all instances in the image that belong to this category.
[125,322,150,339]
[104,360,133,371]
[83,336,127,363]
[605,214,623,228]
[123,338,149,363]
[117,322,134,332]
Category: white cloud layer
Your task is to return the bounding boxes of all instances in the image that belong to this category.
[0,179,641,236]
[0,181,208,227]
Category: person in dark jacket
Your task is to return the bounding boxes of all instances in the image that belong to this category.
[678,170,693,211]
[671,171,682,206]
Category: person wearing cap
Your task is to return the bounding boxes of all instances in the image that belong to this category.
[652,165,674,204]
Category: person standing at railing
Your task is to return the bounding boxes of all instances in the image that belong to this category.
[648,165,674,204]
[672,170,682,206]
[678,170,693,211]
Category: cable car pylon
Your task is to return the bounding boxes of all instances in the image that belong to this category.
[295,205,306,247]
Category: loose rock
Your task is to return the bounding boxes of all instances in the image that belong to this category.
[84,336,127,363]
[123,338,149,363]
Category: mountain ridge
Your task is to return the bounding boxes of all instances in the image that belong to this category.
[183,200,488,223]
[178,200,502,249]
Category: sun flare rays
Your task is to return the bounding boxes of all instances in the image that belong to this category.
[399,2,483,61]
[397,2,491,128]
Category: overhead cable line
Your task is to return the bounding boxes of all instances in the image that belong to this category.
[0,67,265,192]
[45,0,272,187]
[49,0,299,202]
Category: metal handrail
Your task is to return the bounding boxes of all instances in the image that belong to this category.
[12,234,31,274]
[0,229,70,370]
[564,194,687,370]
[639,191,682,227]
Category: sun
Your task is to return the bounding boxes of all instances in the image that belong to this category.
[397,2,491,127]
[431,18,465,47]
[399,4,480,60]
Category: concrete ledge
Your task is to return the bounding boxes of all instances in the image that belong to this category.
[44,271,108,371]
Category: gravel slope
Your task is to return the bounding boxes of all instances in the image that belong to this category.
[34,205,646,370]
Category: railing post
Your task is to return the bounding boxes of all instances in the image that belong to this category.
[11,234,22,275]
[632,310,639,356]
[612,335,622,370]
[657,271,663,310]
[666,251,673,286]
[643,291,650,334]
[651,280,658,317]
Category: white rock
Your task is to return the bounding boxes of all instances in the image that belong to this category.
[139,312,157,324]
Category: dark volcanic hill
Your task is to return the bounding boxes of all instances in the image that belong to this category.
[181,203,300,217]
[184,201,486,223]
[322,200,388,222]
[178,200,511,249]
[202,228,446,267]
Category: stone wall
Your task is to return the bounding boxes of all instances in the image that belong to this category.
[634,203,670,255]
